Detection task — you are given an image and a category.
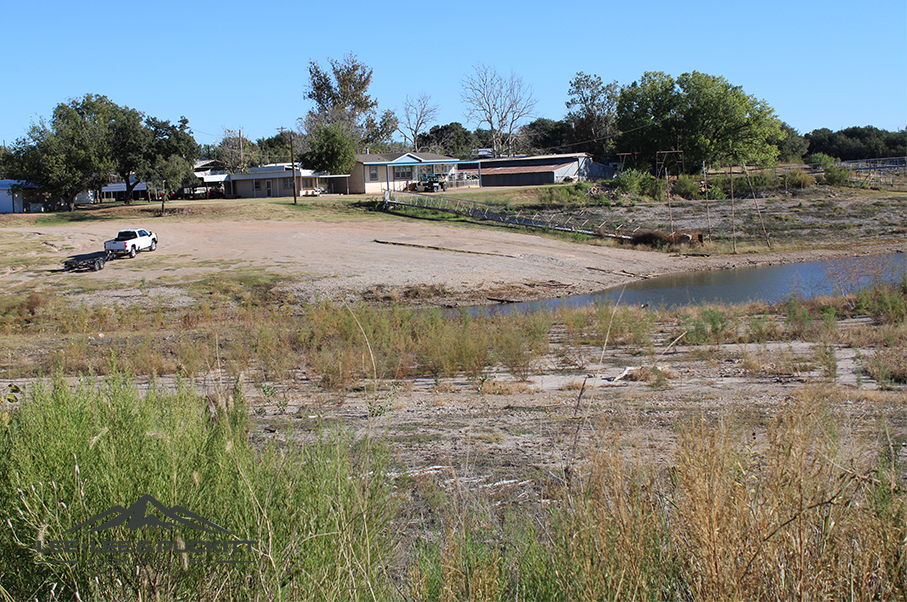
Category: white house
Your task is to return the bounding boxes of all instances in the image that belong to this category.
[349,152,459,194]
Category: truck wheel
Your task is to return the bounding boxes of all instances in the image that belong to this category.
[150,239,157,251]
[129,246,137,258]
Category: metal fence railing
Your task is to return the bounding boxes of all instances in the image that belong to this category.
[382,190,632,240]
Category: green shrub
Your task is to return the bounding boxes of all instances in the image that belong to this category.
[782,169,815,189]
[537,181,591,207]
[492,312,551,380]
[671,175,702,199]
[642,175,666,200]
[806,152,837,165]
[747,171,780,193]
[822,164,852,186]
[711,175,748,198]
[784,295,815,339]
[706,184,726,200]
[614,169,648,196]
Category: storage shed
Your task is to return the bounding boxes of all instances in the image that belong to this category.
[459,153,615,187]
[0,180,26,213]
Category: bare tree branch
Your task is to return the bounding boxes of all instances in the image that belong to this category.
[399,93,439,152]
[461,64,535,157]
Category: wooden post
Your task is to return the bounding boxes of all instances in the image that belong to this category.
[704,161,712,242]
[284,129,298,205]
[730,164,737,253]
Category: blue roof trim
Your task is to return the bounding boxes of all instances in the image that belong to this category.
[0,180,36,189]
[359,159,459,166]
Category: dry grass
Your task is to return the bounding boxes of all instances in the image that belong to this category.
[671,388,906,600]
[403,387,907,601]
[0,195,387,228]
[477,379,534,395]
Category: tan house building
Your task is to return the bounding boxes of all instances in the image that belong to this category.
[225,164,349,198]
[349,152,459,194]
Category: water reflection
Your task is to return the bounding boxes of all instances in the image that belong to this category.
[476,252,906,315]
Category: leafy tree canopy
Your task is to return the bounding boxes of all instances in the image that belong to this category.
[416,122,477,159]
[773,122,809,163]
[304,122,357,175]
[616,71,783,172]
[257,133,297,164]
[1,94,117,211]
[145,116,200,197]
[302,54,398,150]
[806,126,906,161]
[108,105,151,203]
[565,72,620,154]
[519,118,572,155]
[214,130,259,174]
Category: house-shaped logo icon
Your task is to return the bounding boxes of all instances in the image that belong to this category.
[64,494,235,536]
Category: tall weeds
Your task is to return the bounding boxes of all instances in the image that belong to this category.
[407,392,907,601]
[0,375,395,601]
[2,376,905,600]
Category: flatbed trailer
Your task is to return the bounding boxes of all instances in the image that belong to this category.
[63,250,113,272]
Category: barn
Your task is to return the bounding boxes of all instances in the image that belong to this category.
[459,153,615,187]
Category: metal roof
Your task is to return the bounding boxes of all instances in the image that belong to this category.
[102,182,149,192]
[355,152,458,166]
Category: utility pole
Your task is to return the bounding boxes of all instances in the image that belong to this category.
[283,128,298,205]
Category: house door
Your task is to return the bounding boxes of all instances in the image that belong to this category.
[266,181,272,197]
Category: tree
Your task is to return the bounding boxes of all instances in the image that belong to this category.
[416,122,477,159]
[151,154,194,212]
[773,122,808,163]
[806,126,906,161]
[145,116,200,204]
[565,72,621,154]
[257,132,298,164]
[108,105,151,204]
[675,71,782,168]
[216,129,258,173]
[461,63,536,157]
[520,118,572,155]
[615,71,683,167]
[0,94,116,211]
[303,54,398,149]
[616,71,782,172]
[398,93,439,152]
[147,116,198,164]
[304,123,357,175]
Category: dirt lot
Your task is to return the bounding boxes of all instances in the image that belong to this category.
[4,195,905,308]
[2,194,906,490]
[3,219,701,305]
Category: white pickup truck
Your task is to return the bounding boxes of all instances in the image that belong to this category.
[104,228,158,258]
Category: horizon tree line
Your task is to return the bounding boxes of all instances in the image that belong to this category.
[2,57,904,208]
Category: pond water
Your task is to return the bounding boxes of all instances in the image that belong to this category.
[476,252,907,315]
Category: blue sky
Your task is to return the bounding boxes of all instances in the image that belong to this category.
[3,0,904,149]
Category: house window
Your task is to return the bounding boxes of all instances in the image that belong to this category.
[394,166,413,180]
[303,178,313,188]
[282,178,294,190]
[369,166,378,181]
[254,181,261,191]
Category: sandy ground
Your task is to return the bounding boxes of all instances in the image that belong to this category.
[5,218,905,307]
